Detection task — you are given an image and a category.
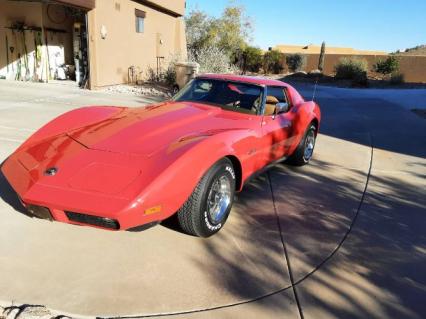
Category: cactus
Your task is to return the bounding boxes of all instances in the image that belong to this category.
[318,41,326,71]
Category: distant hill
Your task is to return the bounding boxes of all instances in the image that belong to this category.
[396,45,426,56]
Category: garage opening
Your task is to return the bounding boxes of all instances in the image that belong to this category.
[0,0,93,88]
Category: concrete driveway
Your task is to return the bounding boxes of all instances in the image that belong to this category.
[0,80,424,318]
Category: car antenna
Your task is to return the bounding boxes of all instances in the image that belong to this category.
[312,77,319,102]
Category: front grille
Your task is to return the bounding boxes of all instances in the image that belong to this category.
[65,211,120,230]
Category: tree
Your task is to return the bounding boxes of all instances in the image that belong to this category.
[215,5,253,57]
[185,9,216,56]
[286,53,307,72]
[185,4,253,60]
[374,56,399,77]
[318,41,326,71]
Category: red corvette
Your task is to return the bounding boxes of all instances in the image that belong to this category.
[1,74,320,237]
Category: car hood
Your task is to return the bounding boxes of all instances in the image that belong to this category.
[67,101,248,157]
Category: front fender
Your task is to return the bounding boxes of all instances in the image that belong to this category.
[294,101,320,127]
[129,130,248,222]
[289,101,321,146]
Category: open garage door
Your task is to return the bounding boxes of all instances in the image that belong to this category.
[0,0,92,88]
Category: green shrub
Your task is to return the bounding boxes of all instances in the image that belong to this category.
[163,64,176,86]
[334,57,368,86]
[243,46,263,73]
[286,53,307,72]
[374,56,399,76]
[352,70,368,86]
[147,56,178,86]
[335,57,367,79]
[390,72,404,85]
[161,55,182,86]
[146,66,157,82]
[263,50,284,74]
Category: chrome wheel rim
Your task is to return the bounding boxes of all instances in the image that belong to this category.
[207,175,231,224]
[304,130,315,161]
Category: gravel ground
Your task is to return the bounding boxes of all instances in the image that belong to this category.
[1,303,53,319]
[99,84,173,98]
[0,302,89,319]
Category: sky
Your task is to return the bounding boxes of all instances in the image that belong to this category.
[185,0,426,53]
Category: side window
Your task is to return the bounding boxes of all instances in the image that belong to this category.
[135,9,146,33]
[266,86,287,103]
[264,86,289,116]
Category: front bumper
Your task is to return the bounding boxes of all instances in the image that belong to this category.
[22,203,120,230]
[65,211,120,230]
[1,157,154,231]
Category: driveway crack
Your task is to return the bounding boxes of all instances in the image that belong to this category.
[267,171,304,319]
[293,134,374,286]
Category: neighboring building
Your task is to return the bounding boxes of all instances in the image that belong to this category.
[0,0,187,89]
[274,44,387,56]
[272,43,426,83]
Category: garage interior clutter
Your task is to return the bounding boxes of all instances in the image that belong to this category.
[0,3,89,87]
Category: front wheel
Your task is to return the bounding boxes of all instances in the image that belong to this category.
[177,158,236,237]
[287,123,317,166]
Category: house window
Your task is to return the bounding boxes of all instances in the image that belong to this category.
[136,16,144,33]
[135,9,146,33]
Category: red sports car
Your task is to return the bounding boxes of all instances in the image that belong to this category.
[1,74,321,237]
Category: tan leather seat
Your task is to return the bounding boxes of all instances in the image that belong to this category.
[264,96,279,116]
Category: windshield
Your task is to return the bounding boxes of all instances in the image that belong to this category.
[173,78,264,115]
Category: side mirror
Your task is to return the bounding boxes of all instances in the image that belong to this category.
[273,103,289,118]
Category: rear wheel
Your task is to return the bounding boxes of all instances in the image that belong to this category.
[287,123,317,166]
[177,158,236,237]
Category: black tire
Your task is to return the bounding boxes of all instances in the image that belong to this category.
[287,123,317,166]
[177,158,236,237]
